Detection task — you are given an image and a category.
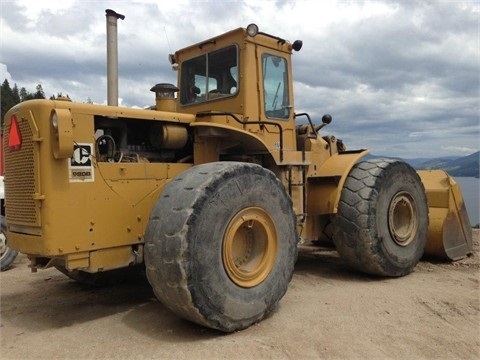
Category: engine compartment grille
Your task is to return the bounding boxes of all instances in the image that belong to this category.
[3,116,39,225]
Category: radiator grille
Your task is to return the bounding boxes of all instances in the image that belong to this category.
[3,116,39,225]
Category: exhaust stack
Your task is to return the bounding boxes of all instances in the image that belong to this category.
[105,9,125,106]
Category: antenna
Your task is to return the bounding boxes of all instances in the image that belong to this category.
[164,26,173,54]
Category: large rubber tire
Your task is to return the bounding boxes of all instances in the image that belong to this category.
[144,162,298,332]
[0,215,18,271]
[333,159,428,277]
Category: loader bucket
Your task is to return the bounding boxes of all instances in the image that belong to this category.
[417,170,473,261]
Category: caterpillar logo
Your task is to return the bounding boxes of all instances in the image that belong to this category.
[69,143,94,182]
[71,145,92,167]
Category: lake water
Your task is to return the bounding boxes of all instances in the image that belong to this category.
[454,177,479,227]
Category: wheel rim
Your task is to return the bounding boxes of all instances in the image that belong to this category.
[223,207,277,288]
[388,191,418,246]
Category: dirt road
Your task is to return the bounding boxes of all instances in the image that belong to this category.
[1,231,479,359]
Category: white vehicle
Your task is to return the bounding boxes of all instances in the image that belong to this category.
[0,175,18,271]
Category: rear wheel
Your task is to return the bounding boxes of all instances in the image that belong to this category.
[333,159,428,277]
[144,162,298,332]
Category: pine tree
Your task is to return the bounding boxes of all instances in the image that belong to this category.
[34,84,45,99]
[19,87,30,102]
[1,79,13,126]
[12,84,20,105]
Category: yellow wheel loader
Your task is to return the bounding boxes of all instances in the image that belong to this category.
[2,16,472,332]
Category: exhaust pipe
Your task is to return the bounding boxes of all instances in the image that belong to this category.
[105,9,125,106]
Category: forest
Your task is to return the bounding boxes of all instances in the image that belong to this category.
[1,79,70,127]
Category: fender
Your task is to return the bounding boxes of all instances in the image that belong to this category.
[191,121,277,164]
[307,150,370,215]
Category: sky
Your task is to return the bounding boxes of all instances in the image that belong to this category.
[0,0,479,159]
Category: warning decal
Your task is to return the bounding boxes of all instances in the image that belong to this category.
[69,143,94,182]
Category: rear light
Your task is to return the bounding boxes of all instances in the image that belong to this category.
[8,115,22,151]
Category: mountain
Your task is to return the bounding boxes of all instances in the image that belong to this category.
[405,156,458,168]
[365,152,479,178]
[409,151,479,178]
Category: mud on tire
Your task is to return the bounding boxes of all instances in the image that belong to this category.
[144,162,298,332]
[333,159,428,277]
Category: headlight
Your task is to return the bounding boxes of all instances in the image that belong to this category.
[50,109,73,159]
[52,112,59,130]
[246,23,259,37]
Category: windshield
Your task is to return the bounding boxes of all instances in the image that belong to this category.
[180,45,238,105]
[262,54,290,120]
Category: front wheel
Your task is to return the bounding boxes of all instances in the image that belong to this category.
[145,162,298,332]
[333,159,428,277]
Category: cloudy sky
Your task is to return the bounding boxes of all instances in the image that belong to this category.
[1,0,478,159]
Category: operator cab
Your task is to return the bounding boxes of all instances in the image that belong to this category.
[171,24,302,123]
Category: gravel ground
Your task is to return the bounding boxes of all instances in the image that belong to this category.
[1,230,479,360]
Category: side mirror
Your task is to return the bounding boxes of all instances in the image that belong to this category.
[322,114,332,124]
[292,40,303,52]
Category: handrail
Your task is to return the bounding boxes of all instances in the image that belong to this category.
[196,111,284,162]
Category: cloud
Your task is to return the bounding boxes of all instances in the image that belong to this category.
[1,0,478,158]
[0,64,12,82]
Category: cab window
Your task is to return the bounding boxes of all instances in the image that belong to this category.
[262,54,290,119]
[180,45,238,104]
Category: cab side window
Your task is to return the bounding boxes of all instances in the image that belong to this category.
[180,46,238,105]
